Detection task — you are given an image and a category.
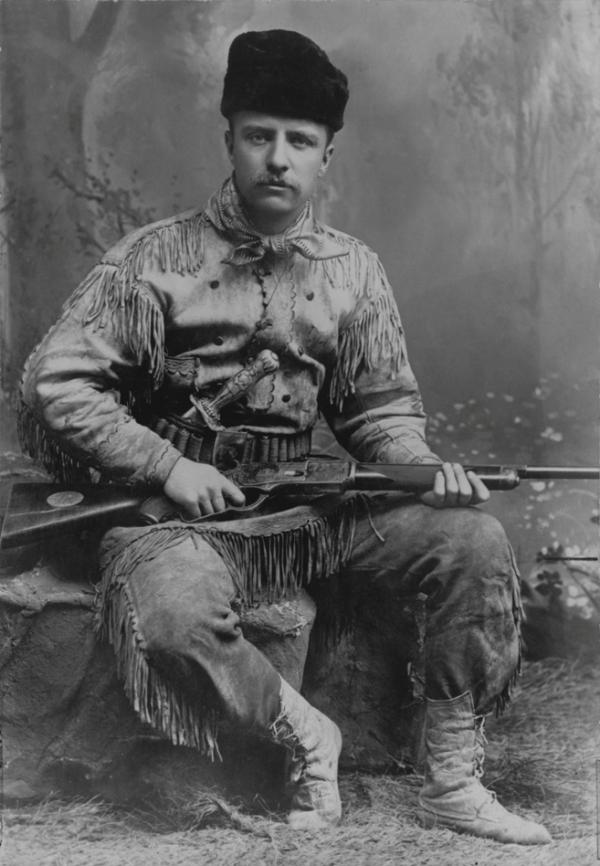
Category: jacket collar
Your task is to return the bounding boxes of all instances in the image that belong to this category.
[205,177,348,266]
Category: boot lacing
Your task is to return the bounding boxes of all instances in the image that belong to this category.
[473,714,499,804]
[271,715,307,786]
[418,693,551,844]
[473,714,487,779]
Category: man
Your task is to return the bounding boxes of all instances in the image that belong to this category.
[19,30,550,843]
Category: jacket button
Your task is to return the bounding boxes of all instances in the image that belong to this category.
[282,394,291,403]
[210,280,220,289]
[305,291,315,300]
[214,336,224,346]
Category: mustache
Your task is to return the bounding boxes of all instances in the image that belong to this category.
[256,176,297,190]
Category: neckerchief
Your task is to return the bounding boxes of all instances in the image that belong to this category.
[205,177,348,266]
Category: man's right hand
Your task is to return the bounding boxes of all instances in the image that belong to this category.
[163,457,246,518]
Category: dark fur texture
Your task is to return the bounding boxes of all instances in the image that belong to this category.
[221,30,349,132]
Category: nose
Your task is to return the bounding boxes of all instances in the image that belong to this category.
[266,134,290,175]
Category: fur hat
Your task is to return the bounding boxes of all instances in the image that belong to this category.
[221,30,349,132]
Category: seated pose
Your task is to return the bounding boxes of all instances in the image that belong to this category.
[19,29,550,844]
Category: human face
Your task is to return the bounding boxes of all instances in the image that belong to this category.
[225,111,335,235]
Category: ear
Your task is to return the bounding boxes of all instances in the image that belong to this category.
[318,143,335,177]
[225,128,234,164]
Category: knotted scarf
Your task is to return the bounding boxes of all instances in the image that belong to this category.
[205,177,347,266]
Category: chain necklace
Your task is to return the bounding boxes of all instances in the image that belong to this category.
[246,255,295,413]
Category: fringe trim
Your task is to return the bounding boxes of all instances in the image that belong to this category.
[269,685,306,784]
[17,400,97,484]
[95,498,360,758]
[494,661,521,718]
[98,496,361,608]
[321,233,371,297]
[98,570,221,759]
[18,214,205,480]
[322,244,406,411]
[494,545,525,716]
[329,289,404,411]
[205,502,359,605]
[65,266,165,389]
[18,269,162,481]
[117,212,206,282]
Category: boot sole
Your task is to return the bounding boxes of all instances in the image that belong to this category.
[416,806,552,845]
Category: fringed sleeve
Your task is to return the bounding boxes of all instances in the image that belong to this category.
[19,261,181,487]
[322,251,440,465]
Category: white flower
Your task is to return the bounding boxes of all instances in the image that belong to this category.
[540,427,563,442]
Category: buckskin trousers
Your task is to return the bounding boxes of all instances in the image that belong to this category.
[97,494,521,752]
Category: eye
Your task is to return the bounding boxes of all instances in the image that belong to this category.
[247,132,267,144]
[289,134,313,149]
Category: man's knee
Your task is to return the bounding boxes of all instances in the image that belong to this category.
[436,508,512,566]
[143,599,243,659]
[417,508,519,610]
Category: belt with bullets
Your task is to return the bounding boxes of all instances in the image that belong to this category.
[151,350,311,469]
[151,416,312,468]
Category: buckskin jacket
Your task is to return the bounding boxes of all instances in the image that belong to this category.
[19,177,438,486]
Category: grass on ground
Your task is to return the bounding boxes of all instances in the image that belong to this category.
[1,658,598,866]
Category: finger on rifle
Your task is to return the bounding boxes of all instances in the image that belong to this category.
[428,467,446,507]
[466,470,490,503]
[196,492,216,516]
[180,496,202,519]
[211,491,227,513]
[452,462,476,506]
[442,462,459,501]
[439,462,459,506]
[223,478,246,506]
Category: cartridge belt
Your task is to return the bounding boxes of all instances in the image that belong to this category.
[151,415,312,469]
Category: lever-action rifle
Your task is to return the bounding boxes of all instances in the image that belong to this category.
[1,461,598,550]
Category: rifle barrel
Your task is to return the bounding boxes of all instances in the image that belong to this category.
[521,467,600,481]
[353,464,600,492]
[354,464,523,491]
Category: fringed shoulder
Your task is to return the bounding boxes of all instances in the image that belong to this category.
[31,208,209,387]
[64,267,166,390]
[325,241,406,412]
[99,207,207,281]
[19,208,208,481]
[316,224,377,296]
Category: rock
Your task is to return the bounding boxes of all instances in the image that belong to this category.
[304,577,425,773]
[241,598,316,692]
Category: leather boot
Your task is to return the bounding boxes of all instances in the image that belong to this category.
[270,677,342,831]
[417,692,551,845]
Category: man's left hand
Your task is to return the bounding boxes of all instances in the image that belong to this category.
[420,462,490,509]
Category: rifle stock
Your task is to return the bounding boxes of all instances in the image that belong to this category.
[1,461,598,550]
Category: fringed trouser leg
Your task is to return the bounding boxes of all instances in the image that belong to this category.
[97,530,282,755]
[341,494,522,715]
[96,496,359,755]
